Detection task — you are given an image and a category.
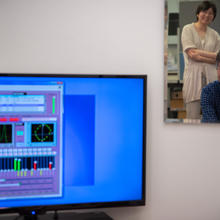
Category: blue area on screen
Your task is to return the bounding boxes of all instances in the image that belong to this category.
[63,95,95,186]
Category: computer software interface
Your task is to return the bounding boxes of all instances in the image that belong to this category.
[0,82,63,200]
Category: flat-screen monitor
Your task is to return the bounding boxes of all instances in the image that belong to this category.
[0,74,146,217]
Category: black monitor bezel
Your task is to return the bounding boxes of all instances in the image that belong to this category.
[0,73,147,215]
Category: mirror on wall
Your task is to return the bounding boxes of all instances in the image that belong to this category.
[164,0,220,123]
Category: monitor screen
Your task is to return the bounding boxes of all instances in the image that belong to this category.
[0,74,146,213]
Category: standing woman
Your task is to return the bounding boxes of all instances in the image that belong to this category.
[181,1,220,119]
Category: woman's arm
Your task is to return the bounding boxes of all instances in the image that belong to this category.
[182,25,219,64]
[186,48,217,64]
[190,49,217,59]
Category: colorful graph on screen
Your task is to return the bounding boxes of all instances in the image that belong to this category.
[0,83,63,200]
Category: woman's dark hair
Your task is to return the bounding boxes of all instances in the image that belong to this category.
[196,1,217,21]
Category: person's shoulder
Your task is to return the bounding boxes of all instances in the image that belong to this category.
[183,23,193,29]
[182,23,194,34]
[203,81,219,92]
[207,26,220,37]
[213,81,220,90]
[211,80,220,88]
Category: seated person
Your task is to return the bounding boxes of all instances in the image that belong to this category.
[201,59,220,122]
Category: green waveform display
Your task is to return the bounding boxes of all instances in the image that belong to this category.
[0,124,12,144]
[31,123,54,143]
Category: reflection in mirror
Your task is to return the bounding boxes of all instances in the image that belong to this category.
[164,0,220,123]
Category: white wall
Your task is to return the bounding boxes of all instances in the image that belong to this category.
[1,0,220,220]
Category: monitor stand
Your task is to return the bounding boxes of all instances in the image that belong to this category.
[23,215,38,220]
[20,211,114,220]
[58,212,113,220]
